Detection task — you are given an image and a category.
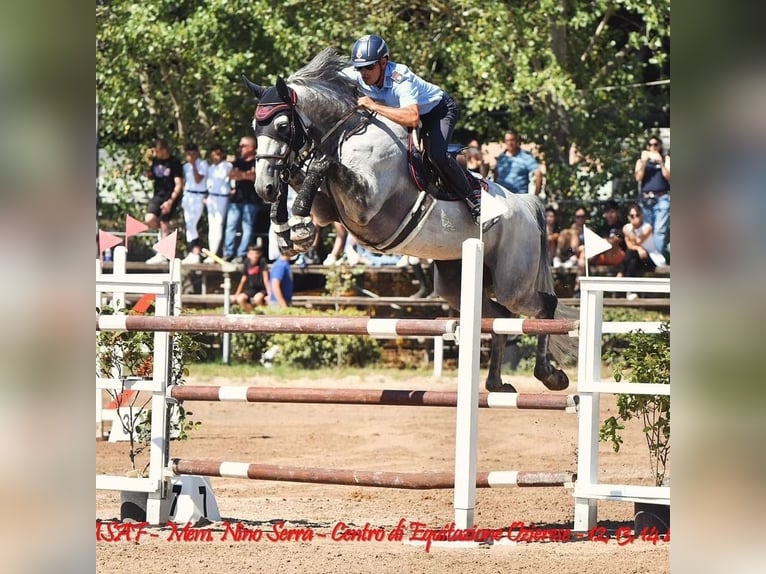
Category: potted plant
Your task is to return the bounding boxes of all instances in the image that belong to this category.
[97,306,203,520]
[599,322,670,532]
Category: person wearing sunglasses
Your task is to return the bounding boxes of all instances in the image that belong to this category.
[634,135,670,258]
[617,203,666,298]
[343,34,480,224]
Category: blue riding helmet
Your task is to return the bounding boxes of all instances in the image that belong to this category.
[351,34,389,67]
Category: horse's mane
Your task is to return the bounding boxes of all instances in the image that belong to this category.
[286,47,357,112]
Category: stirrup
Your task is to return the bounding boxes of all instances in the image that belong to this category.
[467,202,481,226]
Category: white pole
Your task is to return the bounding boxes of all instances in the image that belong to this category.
[453,238,483,529]
[573,281,603,531]
[222,273,231,364]
[433,336,443,378]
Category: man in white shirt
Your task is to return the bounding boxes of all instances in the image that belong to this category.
[181,143,208,263]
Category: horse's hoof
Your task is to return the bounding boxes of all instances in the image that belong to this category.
[289,217,316,243]
[485,381,518,393]
[277,238,295,251]
[290,226,315,243]
[541,369,569,391]
[292,236,315,252]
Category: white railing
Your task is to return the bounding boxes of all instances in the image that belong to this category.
[574,276,671,531]
[96,243,670,529]
[96,246,180,524]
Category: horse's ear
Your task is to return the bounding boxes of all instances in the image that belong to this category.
[242,74,266,100]
[276,76,295,104]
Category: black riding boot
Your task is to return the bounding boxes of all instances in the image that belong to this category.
[446,168,480,224]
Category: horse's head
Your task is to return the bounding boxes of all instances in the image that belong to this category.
[244,75,309,203]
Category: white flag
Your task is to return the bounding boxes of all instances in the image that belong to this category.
[480,191,509,224]
[583,225,612,259]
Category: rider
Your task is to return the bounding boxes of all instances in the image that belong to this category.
[342,34,480,225]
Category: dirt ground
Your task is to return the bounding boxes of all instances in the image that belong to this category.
[96,372,669,573]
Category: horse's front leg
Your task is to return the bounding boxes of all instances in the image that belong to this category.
[271,193,299,257]
[289,159,329,251]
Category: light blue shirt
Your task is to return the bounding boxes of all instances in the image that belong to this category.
[494,150,540,194]
[342,62,443,114]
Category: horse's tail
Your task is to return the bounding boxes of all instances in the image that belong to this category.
[550,301,579,366]
[531,198,579,366]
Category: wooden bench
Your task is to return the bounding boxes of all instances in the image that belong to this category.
[166,294,669,312]
[103,261,670,308]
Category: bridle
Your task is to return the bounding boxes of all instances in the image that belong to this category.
[253,86,309,184]
[253,82,364,185]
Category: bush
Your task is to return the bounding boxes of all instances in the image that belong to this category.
[599,322,670,487]
[230,306,381,368]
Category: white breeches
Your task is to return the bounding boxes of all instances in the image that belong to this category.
[206,194,230,256]
[182,192,206,244]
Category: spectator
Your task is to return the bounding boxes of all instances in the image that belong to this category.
[322,222,349,266]
[555,205,587,269]
[269,253,294,308]
[590,200,626,269]
[232,242,270,311]
[348,234,401,266]
[144,138,184,263]
[467,138,490,178]
[204,143,233,262]
[224,136,263,264]
[617,203,666,299]
[635,135,670,257]
[492,130,542,195]
[545,206,561,266]
[181,143,208,264]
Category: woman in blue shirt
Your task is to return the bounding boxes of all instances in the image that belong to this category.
[343,34,480,224]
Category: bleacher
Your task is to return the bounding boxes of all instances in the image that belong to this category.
[105,260,670,313]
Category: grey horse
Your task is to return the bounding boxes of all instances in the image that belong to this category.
[245,47,576,392]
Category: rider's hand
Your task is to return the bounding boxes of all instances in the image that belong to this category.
[357,96,376,111]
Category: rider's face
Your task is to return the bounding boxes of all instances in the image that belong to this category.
[359,59,385,87]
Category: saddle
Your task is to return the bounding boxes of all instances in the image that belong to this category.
[407,129,485,205]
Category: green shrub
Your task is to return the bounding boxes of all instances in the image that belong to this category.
[230,306,380,368]
[599,322,670,487]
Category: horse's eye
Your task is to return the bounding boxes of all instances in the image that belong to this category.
[274,116,290,133]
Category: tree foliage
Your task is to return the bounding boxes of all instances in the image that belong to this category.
[97,0,669,206]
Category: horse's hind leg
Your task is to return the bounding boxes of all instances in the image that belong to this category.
[533,291,569,391]
[435,260,518,393]
[486,331,517,393]
[484,298,518,393]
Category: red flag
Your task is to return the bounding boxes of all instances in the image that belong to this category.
[98,229,123,255]
[125,215,149,249]
[151,230,177,261]
[132,293,156,314]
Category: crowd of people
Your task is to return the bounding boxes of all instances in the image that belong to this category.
[139,130,669,306]
[142,136,293,309]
